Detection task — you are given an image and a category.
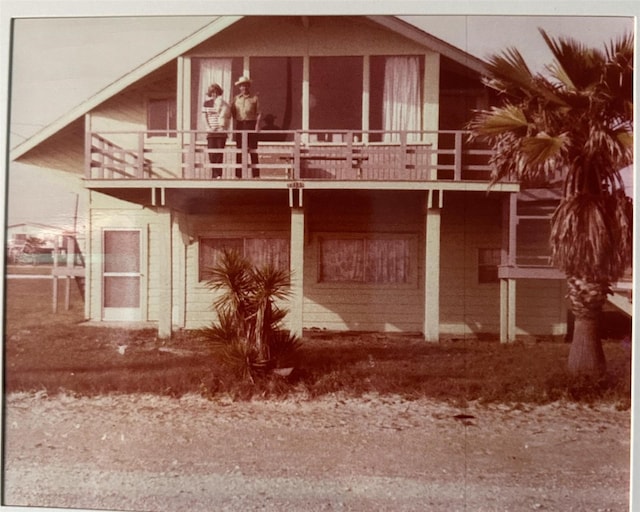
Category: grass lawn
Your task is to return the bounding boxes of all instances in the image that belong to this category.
[3,278,632,406]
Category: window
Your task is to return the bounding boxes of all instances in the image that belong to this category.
[516,218,552,267]
[319,236,410,284]
[199,237,290,281]
[250,57,303,136]
[147,97,176,138]
[309,56,363,131]
[369,55,423,142]
[191,57,243,134]
[478,248,501,284]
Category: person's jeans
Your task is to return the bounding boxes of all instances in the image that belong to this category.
[206,133,227,178]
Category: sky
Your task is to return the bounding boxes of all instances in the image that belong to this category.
[1,3,636,229]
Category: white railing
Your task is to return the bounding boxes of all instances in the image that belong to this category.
[87,129,497,182]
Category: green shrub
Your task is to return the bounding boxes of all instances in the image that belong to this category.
[201,249,301,384]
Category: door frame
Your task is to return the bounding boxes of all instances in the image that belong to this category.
[101,227,147,322]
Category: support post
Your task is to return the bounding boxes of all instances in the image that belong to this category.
[289,202,305,338]
[499,193,518,343]
[508,278,516,342]
[158,208,173,339]
[423,190,441,342]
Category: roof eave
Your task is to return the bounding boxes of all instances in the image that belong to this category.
[11,15,488,163]
[365,16,488,75]
[10,15,241,162]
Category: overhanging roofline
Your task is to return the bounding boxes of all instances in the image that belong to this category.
[366,16,488,75]
[10,15,239,161]
[10,15,489,162]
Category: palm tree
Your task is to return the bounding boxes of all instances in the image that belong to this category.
[469,30,633,375]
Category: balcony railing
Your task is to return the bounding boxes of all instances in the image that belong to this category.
[87,129,499,183]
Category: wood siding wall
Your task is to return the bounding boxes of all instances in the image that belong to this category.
[87,189,566,337]
[516,279,568,336]
[181,201,292,328]
[302,191,424,332]
[439,192,502,336]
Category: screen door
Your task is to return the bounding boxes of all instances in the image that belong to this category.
[102,229,142,321]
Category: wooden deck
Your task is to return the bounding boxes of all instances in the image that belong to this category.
[87,129,503,184]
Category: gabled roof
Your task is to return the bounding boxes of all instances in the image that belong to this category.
[7,222,68,233]
[10,15,487,162]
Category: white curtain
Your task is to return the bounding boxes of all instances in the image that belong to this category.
[382,56,421,143]
[196,58,233,135]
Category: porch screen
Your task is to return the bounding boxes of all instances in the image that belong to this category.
[199,237,290,281]
[382,56,421,142]
[309,56,363,132]
[319,237,409,284]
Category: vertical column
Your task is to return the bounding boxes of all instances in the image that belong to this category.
[289,196,305,338]
[84,114,92,179]
[508,279,517,341]
[172,212,188,329]
[424,190,442,342]
[423,52,440,179]
[499,278,517,343]
[499,193,518,343]
[178,56,192,178]
[302,56,310,133]
[361,55,370,144]
[158,208,173,339]
[87,194,98,322]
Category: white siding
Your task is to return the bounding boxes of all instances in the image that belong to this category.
[439,193,502,337]
[516,279,568,336]
[188,17,431,57]
[182,203,292,329]
[88,193,172,324]
[302,191,424,333]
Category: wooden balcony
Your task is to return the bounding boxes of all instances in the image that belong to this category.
[86,129,510,188]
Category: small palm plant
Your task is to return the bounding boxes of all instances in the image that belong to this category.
[202,249,300,383]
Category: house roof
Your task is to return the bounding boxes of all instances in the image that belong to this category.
[7,222,67,233]
[10,15,488,162]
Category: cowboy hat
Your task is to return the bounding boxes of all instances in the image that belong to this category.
[234,75,252,86]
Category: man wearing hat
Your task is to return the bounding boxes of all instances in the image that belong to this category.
[202,83,230,178]
[231,76,262,177]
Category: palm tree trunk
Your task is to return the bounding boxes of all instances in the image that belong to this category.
[566,276,607,375]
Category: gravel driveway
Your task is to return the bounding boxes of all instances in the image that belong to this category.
[3,392,630,511]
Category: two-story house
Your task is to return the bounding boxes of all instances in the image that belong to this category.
[10,15,571,342]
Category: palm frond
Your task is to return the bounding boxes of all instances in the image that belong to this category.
[551,193,632,281]
[520,132,567,167]
[468,104,529,137]
[484,47,535,95]
[540,29,605,91]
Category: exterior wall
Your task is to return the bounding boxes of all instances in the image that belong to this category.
[180,195,292,329]
[86,188,567,338]
[516,279,568,336]
[439,192,502,337]
[87,192,168,323]
[177,190,426,332]
[302,190,425,332]
[188,17,430,57]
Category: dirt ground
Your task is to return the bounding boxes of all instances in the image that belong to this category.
[2,392,630,512]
